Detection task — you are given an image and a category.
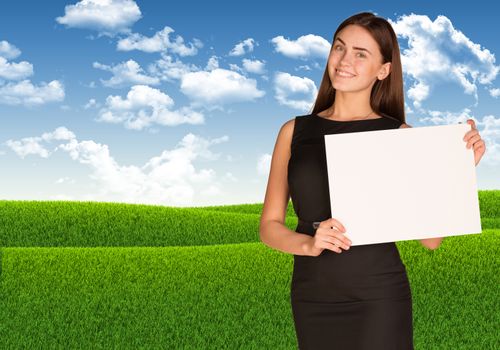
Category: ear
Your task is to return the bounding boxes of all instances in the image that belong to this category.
[377,62,391,81]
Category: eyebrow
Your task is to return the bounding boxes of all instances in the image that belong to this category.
[335,37,372,55]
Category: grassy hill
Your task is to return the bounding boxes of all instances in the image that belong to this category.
[0,190,498,349]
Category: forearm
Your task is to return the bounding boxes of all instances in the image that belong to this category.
[259,220,313,256]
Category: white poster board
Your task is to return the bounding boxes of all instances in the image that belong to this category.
[324,123,482,246]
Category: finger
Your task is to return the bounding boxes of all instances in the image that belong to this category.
[330,230,352,246]
[319,240,342,253]
[328,242,343,254]
[467,135,481,148]
[325,235,350,250]
[473,140,486,150]
[467,119,477,130]
[463,130,478,141]
[328,217,346,232]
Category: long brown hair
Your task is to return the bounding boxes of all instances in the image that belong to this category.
[310,12,405,123]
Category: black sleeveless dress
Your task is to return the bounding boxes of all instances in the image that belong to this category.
[287,113,414,350]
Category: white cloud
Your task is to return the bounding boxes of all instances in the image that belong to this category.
[6,126,233,206]
[180,67,265,108]
[147,53,200,82]
[242,58,265,74]
[5,138,51,158]
[116,26,203,55]
[295,65,312,71]
[389,14,500,109]
[0,79,64,106]
[273,72,317,111]
[257,154,271,176]
[477,114,500,165]
[205,55,219,71]
[55,0,142,37]
[0,42,62,106]
[0,56,33,80]
[97,85,205,130]
[93,59,159,88]
[4,126,75,158]
[229,38,256,56]
[84,98,99,109]
[228,63,244,73]
[270,34,330,60]
[489,88,500,98]
[406,81,429,108]
[149,55,265,108]
[0,40,21,59]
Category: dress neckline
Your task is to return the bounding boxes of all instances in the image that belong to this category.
[312,113,384,122]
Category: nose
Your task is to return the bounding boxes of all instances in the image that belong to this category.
[339,51,354,66]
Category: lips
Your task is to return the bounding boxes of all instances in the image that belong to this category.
[335,68,356,78]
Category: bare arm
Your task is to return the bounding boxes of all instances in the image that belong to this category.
[400,122,443,250]
[259,119,314,256]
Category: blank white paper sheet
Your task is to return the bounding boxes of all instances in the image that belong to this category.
[324,123,482,246]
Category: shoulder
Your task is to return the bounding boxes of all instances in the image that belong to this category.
[279,117,296,137]
[274,118,297,153]
[399,123,412,128]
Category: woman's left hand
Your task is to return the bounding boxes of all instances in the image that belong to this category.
[463,119,486,166]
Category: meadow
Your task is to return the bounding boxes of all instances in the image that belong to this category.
[0,190,498,349]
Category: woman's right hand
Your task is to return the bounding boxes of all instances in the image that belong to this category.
[308,218,352,256]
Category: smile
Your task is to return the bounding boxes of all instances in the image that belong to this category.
[336,69,356,78]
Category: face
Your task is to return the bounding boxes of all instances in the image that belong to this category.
[328,24,391,93]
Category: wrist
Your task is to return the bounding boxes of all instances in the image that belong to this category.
[301,236,314,256]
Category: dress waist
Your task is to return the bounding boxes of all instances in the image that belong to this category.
[297,218,321,230]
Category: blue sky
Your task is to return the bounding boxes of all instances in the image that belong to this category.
[1,0,499,206]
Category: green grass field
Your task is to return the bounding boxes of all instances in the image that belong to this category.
[0,190,499,349]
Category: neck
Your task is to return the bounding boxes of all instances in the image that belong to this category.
[327,89,374,120]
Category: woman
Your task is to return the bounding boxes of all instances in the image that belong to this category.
[259,12,486,350]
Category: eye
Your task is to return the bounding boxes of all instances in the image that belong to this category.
[334,44,343,51]
[356,52,366,58]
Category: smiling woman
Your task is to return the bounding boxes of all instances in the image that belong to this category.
[260,12,413,350]
[260,9,488,349]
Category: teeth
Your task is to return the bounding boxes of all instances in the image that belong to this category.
[336,69,355,77]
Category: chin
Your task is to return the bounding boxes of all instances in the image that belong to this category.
[332,80,371,93]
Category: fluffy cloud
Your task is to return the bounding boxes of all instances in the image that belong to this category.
[5,127,232,205]
[97,84,204,130]
[242,58,266,74]
[4,126,75,158]
[0,79,64,106]
[229,38,256,56]
[55,0,142,37]
[273,72,317,111]
[0,40,21,59]
[389,14,500,109]
[116,26,203,55]
[180,67,265,107]
[150,55,265,108]
[147,53,200,82]
[489,88,500,98]
[84,98,99,109]
[477,115,500,164]
[270,34,330,60]
[0,41,64,106]
[0,56,33,80]
[93,59,159,88]
[0,40,33,81]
